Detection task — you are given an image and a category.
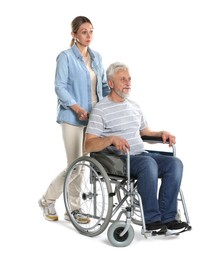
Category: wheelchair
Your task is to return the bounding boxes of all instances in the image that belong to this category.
[63,136,191,247]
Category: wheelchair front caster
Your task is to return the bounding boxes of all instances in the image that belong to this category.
[107,221,135,247]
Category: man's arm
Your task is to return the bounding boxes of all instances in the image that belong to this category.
[84,134,130,154]
[140,127,176,146]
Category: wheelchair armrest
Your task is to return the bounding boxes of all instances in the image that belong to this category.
[141,135,176,156]
[141,135,169,144]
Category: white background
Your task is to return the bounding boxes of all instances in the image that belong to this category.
[0,0,220,259]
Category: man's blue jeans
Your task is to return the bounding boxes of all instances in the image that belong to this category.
[129,152,183,224]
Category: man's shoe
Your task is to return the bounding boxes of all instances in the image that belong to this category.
[38,199,58,221]
[64,209,90,224]
[165,220,190,234]
[146,221,167,235]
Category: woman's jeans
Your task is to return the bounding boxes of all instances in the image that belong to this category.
[129,152,183,224]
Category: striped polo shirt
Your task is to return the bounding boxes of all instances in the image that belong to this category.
[86,96,148,155]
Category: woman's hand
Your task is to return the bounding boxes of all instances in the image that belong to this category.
[70,104,89,121]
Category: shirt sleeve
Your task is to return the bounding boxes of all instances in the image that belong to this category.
[133,101,148,130]
[54,52,76,109]
[85,107,104,136]
[140,113,148,130]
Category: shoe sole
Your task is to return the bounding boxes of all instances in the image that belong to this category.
[145,227,167,235]
[44,215,59,221]
[64,214,90,224]
[151,228,167,236]
[38,199,58,221]
[166,226,190,235]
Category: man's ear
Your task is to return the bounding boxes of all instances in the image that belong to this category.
[108,79,114,89]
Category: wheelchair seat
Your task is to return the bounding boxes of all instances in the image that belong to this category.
[90,152,126,177]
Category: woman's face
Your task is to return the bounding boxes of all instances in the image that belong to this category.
[72,22,94,47]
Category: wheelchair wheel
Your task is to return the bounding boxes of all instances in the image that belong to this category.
[63,156,113,237]
[107,221,135,247]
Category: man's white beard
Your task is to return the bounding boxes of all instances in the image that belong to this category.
[114,89,130,99]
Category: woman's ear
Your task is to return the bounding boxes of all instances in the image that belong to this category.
[71,31,76,39]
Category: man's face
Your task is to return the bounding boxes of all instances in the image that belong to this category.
[109,69,131,99]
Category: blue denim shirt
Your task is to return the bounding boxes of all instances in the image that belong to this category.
[55,44,110,126]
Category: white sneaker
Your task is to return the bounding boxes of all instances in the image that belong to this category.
[64,209,90,224]
[38,199,58,221]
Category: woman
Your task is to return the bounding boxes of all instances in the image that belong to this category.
[39,16,110,223]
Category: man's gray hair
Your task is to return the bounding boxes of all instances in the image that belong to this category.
[106,62,129,80]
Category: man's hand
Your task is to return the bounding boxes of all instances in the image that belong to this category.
[161,131,176,147]
[112,136,130,154]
